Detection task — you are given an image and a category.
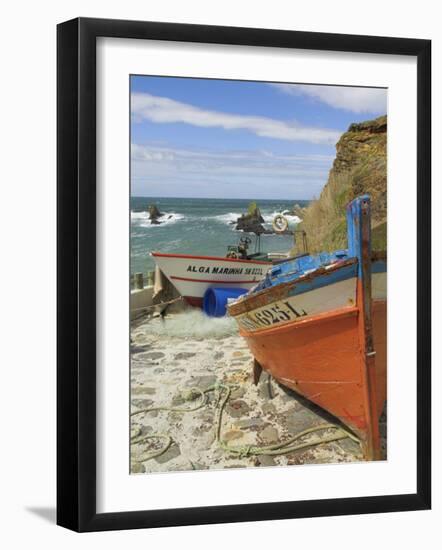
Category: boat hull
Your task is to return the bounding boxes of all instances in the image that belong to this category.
[229,263,387,458]
[239,296,386,449]
[228,196,387,459]
[228,254,386,458]
[151,252,271,307]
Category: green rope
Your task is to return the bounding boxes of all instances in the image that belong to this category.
[130,387,207,417]
[212,383,359,458]
[130,381,360,463]
[131,429,173,462]
[130,387,209,462]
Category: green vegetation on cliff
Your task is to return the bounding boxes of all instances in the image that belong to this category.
[293,115,387,254]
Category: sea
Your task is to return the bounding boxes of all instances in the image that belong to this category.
[130,197,310,275]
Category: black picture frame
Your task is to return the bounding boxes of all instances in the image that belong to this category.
[57,17,431,532]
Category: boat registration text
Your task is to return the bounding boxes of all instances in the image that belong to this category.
[232,277,357,332]
[186,265,265,276]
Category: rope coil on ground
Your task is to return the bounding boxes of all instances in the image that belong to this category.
[130,382,360,463]
[131,429,173,461]
[212,383,358,458]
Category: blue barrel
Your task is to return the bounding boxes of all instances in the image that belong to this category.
[202,287,248,317]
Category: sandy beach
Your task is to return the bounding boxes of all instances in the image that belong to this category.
[130,308,385,474]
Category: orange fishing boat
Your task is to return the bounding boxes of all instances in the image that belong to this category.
[228,196,386,460]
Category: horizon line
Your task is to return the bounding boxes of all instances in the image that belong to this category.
[131,195,312,201]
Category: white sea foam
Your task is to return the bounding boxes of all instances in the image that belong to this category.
[149,309,238,338]
[131,210,185,228]
[262,210,302,225]
[208,210,302,227]
[212,212,242,224]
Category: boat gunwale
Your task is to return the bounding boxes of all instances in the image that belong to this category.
[237,298,386,338]
[228,257,358,316]
[238,304,360,337]
[151,251,272,265]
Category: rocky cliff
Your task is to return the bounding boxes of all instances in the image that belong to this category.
[294,115,387,254]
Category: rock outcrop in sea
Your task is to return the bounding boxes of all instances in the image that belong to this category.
[235,202,268,234]
[148,204,163,225]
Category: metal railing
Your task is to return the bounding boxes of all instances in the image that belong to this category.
[130,270,155,290]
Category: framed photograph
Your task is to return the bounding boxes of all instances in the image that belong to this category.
[57,17,431,532]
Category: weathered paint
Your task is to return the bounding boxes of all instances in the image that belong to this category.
[349,196,380,459]
[228,195,387,460]
[240,299,386,447]
[228,258,358,317]
[235,276,357,333]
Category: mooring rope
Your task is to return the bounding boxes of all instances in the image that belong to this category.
[212,383,359,458]
[130,382,360,463]
[131,296,184,313]
[130,387,209,462]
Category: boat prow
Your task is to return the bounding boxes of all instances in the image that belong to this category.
[228,195,387,460]
[151,251,271,308]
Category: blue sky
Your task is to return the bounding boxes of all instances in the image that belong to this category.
[131,76,387,200]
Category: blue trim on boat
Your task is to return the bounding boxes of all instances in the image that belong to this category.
[235,195,386,308]
[287,262,358,298]
[255,253,386,294]
[346,194,371,279]
[254,250,353,292]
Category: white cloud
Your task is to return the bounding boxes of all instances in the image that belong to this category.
[131,144,333,199]
[271,83,387,114]
[131,92,340,145]
[131,144,333,173]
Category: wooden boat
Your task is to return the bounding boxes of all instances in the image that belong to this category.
[227,195,386,460]
[151,251,271,308]
[151,235,293,308]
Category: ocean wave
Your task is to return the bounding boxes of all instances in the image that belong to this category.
[212,210,302,226]
[131,210,185,228]
[197,210,303,233]
[211,212,242,224]
[130,208,301,230]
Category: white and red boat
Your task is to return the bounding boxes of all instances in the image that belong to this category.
[151,250,272,307]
